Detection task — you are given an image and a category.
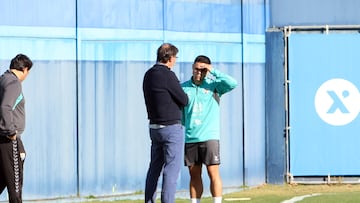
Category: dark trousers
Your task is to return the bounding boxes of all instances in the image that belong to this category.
[0,136,25,203]
[145,124,184,203]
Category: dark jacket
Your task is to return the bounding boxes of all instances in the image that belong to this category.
[143,64,188,125]
[0,70,25,137]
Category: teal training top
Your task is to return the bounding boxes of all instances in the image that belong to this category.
[181,68,238,143]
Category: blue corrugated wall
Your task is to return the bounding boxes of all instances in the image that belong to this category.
[0,0,266,200]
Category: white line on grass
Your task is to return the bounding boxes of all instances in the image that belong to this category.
[224,197,251,201]
[281,193,321,203]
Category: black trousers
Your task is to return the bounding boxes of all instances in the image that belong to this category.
[0,136,25,203]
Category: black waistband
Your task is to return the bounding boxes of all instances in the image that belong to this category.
[149,120,181,125]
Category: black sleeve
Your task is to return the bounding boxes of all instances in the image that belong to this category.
[167,71,188,107]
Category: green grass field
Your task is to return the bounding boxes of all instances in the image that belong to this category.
[78,184,360,203]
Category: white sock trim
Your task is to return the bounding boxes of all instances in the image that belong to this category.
[213,196,222,203]
[191,198,200,203]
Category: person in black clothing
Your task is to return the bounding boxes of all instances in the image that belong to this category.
[0,54,33,203]
[143,43,188,203]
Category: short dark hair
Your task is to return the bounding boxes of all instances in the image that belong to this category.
[194,55,211,64]
[156,43,178,63]
[10,54,33,71]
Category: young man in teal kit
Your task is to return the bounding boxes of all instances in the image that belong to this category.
[182,55,237,203]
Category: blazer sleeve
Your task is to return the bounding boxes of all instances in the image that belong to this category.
[167,71,189,107]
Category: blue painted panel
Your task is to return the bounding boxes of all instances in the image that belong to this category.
[0,26,75,40]
[78,29,247,63]
[78,60,150,195]
[0,0,75,27]
[78,0,163,29]
[171,41,243,63]
[167,1,242,33]
[243,0,266,34]
[217,64,244,187]
[22,61,78,199]
[78,35,264,64]
[289,33,360,176]
[78,0,242,33]
[0,37,76,60]
[78,40,161,62]
[243,63,266,186]
[242,34,265,63]
[265,31,286,184]
[270,0,360,27]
